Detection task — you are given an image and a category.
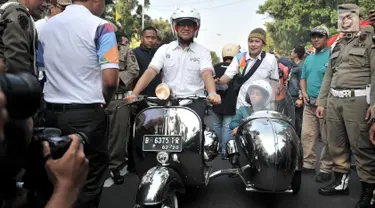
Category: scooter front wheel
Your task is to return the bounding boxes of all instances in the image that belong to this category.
[135,192,178,208]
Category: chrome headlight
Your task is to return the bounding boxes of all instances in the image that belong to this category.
[155,83,171,100]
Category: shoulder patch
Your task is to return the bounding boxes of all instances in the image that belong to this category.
[18,14,29,30]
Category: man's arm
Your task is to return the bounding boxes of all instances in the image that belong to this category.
[132,45,167,96]
[96,22,120,105]
[316,56,334,108]
[200,49,216,94]
[118,46,140,89]
[2,7,34,74]
[217,56,240,85]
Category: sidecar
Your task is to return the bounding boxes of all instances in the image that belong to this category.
[210,78,303,194]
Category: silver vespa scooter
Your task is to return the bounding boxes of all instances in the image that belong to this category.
[210,78,303,194]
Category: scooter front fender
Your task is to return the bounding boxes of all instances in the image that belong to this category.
[135,166,185,206]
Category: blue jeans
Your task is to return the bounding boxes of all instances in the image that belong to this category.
[208,109,233,157]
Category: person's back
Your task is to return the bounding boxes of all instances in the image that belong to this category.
[37,3,119,207]
[40,5,116,104]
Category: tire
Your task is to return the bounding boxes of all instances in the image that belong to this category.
[291,170,301,195]
[135,192,178,208]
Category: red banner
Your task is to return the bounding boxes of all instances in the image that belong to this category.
[328,19,370,46]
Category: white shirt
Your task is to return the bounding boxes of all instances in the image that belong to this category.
[149,41,214,97]
[38,5,119,104]
[224,52,279,109]
[35,16,49,32]
[35,16,49,81]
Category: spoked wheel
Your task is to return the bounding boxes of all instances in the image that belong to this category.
[134,192,178,208]
[291,170,302,194]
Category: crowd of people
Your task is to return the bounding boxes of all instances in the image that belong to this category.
[0,0,374,207]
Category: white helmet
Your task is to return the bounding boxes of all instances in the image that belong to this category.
[245,80,273,107]
[170,7,201,37]
[222,43,240,58]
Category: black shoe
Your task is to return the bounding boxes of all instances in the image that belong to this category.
[110,169,124,185]
[318,172,350,196]
[355,182,375,208]
[315,172,332,182]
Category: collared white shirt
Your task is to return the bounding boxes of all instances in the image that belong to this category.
[149,41,214,97]
[38,5,119,104]
[35,16,49,81]
[225,52,279,109]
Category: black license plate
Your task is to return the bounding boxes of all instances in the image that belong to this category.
[142,135,183,152]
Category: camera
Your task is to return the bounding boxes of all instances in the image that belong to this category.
[0,73,42,120]
[33,127,87,159]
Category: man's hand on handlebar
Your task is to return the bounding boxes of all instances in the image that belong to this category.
[124,94,137,104]
[43,134,89,196]
[208,93,221,105]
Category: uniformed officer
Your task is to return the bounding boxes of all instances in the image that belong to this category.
[0,0,45,205]
[315,4,375,208]
[105,29,139,184]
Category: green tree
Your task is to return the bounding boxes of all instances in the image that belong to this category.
[210,51,220,65]
[102,0,175,45]
[257,0,373,53]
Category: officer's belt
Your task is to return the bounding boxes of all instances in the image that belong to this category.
[330,88,366,98]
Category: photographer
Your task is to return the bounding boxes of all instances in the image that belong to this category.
[0,88,89,208]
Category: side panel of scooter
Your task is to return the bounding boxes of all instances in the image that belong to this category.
[132,106,207,187]
[239,117,301,191]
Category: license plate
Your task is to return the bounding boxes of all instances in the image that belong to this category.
[142,135,183,152]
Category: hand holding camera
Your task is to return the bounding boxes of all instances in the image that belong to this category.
[43,134,88,202]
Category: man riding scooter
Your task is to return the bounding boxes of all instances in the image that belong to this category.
[124,7,221,117]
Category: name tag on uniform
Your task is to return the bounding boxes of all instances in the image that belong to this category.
[190,57,200,64]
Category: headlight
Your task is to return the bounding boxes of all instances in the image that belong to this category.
[155,83,171,100]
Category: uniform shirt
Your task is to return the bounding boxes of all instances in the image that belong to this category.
[38,5,119,104]
[117,43,139,92]
[224,52,279,109]
[133,45,161,96]
[149,41,214,97]
[0,1,37,75]
[301,48,330,100]
[317,31,375,107]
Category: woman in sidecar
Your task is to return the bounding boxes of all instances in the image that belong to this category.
[210,78,303,194]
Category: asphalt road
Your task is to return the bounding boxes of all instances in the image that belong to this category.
[99,114,359,208]
[99,156,360,208]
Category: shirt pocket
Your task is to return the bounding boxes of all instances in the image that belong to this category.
[185,62,203,85]
[348,47,368,68]
[163,59,177,83]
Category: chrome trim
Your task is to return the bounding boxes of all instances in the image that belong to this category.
[135,166,184,206]
[226,139,239,156]
[203,128,219,162]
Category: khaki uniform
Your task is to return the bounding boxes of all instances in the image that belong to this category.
[0,1,37,75]
[0,1,36,201]
[317,30,375,183]
[105,43,139,170]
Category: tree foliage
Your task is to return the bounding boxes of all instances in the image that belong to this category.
[102,0,174,48]
[210,51,220,65]
[257,0,373,53]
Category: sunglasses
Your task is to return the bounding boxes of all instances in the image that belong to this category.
[177,21,196,27]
